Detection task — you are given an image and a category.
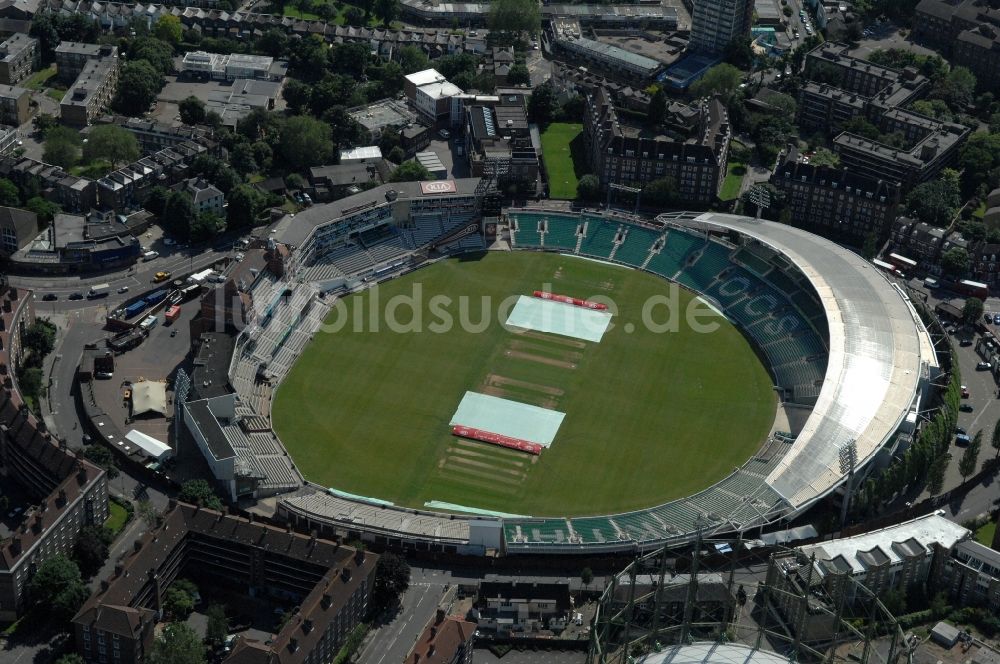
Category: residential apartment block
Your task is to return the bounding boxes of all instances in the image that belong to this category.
[0,33,36,85]
[72,502,378,664]
[54,42,116,85]
[689,0,753,54]
[0,155,97,212]
[56,43,119,128]
[584,86,731,204]
[798,43,968,190]
[0,285,109,620]
[766,514,969,640]
[914,0,1000,90]
[0,82,29,125]
[770,147,901,245]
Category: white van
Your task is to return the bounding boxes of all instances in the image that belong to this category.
[139,315,158,331]
[142,250,159,261]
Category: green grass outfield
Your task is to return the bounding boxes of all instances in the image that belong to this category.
[541,123,584,200]
[273,252,776,516]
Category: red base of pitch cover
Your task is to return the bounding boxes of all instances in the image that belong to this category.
[532,290,607,310]
[451,425,542,455]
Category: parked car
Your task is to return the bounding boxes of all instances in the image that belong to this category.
[956,433,972,445]
[960,403,975,412]
[993,313,1000,325]
[956,427,967,435]
[69,292,83,300]
[977,361,992,370]
[42,293,58,301]
[986,313,993,323]
[961,385,970,398]
[960,338,973,346]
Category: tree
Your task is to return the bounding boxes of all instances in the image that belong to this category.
[862,232,878,260]
[648,88,667,126]
[927,453,948,496]
[229,142,258,176]
[178,96,206,125]
[226,184,261,230]
[161,191,197,241]
[396,45,429,76]
[941,246,971,279]
[581,567,594,589]
[374,0,399,25]
[144,186,170,216]
[372,553,410,612]
[55,656,86,664]
[810,147,839,168]
[26,196,60,223]
[0,178,17,206]
[179,479,224,511]
[32,113,59,138]
[930,66,977,111]
[164,586,196,619]
[137,499,162,528]
[205,604,228,646]
[488,0,541,37]
[128,37,175,76]
[74,525,112,577]
[43,126,82,169]
[881,588,907,616]
[723,37,753,70]
[148,623,206,664]
[964,297,985,326]
[387,146,405,164]
[958,133,1000,195]
[390,160,432,182]
[153,14,182,44]
[906,175,961,226]
[841,116,882,141]
[257,28,289,57]
[29,14,60,62]
[84,125,140,169]
[113,60,164,116]
[506,63,530,86]
[644,176,679,207]
[959,431,982,482]
[282,78,312,115]
[528,82,556,126]
[17,365,42,400]
[689,64,743,106]
[24,320,57,358]
[83,445,119,479]
[28,555,89,620]
[577,174,600,201]
[993,417,1000,459]
[278,115,333,171]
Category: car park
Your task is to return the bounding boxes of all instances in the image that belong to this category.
[42,293,57,301]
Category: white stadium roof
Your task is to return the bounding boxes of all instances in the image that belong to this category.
[684,213,936,509]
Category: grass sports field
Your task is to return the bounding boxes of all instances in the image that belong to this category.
[273,252,776,517]
[540,123,585,200]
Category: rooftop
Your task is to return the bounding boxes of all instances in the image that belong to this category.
[800,514,968,577]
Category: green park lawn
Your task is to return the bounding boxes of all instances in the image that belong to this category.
[104,501,130,536]
[541,123,587,200]
[719,161,748,201]
[273,252,775,517]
